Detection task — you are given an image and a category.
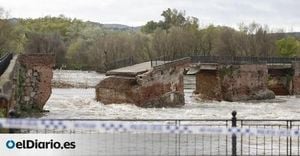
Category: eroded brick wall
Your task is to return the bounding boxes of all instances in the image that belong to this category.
[195,64,275,101]
[220,64,274,101]
[17,54,55,113]
[96,58,189,108]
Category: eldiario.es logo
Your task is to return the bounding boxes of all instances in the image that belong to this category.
[6,139,76,149]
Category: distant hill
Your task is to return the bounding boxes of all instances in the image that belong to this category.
[271,32,300,39]
[102,24,141,31]
[7,18,20,24]
[284,32,300,38]
[86,21,141,31]
[7,18,300,36]
[8,18,142,32]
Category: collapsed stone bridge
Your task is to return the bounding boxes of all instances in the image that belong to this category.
[1,53,300,116]
[97,55,300,106]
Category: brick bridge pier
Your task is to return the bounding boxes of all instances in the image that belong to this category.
[96,58,191,107]
[190,56,300,101]
[0,53,55,117]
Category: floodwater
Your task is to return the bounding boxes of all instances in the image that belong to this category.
[41,70,300,155]
[44,70,300,120]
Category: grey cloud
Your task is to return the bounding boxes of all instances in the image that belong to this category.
[0,0,299,31]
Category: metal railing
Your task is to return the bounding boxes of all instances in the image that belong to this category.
[190,56,300,64]
[105,54,300,69]
[106,56,135,70]
[3,111,300,155]
[0,53,13,76]
[150,55,300,67]
[150,55,174,67]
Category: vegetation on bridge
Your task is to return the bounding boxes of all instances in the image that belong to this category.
[0,7,300,72]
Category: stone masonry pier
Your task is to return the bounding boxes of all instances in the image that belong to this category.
[0,54,55,117]
[96,58,190,107]
[194,64,275,101]
[194,62,300,101]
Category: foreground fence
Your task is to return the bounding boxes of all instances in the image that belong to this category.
[2,111,300,155]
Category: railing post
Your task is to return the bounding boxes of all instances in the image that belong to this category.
[8,109,19,133]
[131,56,134,65]
[289,120,292,156]
[232,111,237,156]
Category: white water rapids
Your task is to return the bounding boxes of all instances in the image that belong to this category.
[43,70,300,119]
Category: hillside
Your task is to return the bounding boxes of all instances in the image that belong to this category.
[102,24,141,31]
[285,32,300,38]
[86,21,141,31]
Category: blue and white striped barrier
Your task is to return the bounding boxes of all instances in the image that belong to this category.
[0,118,299,137]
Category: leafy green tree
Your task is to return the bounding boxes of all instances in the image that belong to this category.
[142,8,199,33]
[276,37,300,57]
[0,6,291,71]
[0,7,19,55]
[25,32,66,67]
[161,8,186,29]
[141,21,159,34]
[198,25,220,56]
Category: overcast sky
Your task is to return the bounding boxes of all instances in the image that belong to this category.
[0,0,299,31]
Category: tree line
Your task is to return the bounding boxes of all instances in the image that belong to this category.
[0,8,300,72]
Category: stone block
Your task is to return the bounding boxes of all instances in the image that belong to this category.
[30,92,36,98]
[24,96,30,102]
[33,72,39,77]
[27,69,33,76]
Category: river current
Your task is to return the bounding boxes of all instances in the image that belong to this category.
[43,70,300,119]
